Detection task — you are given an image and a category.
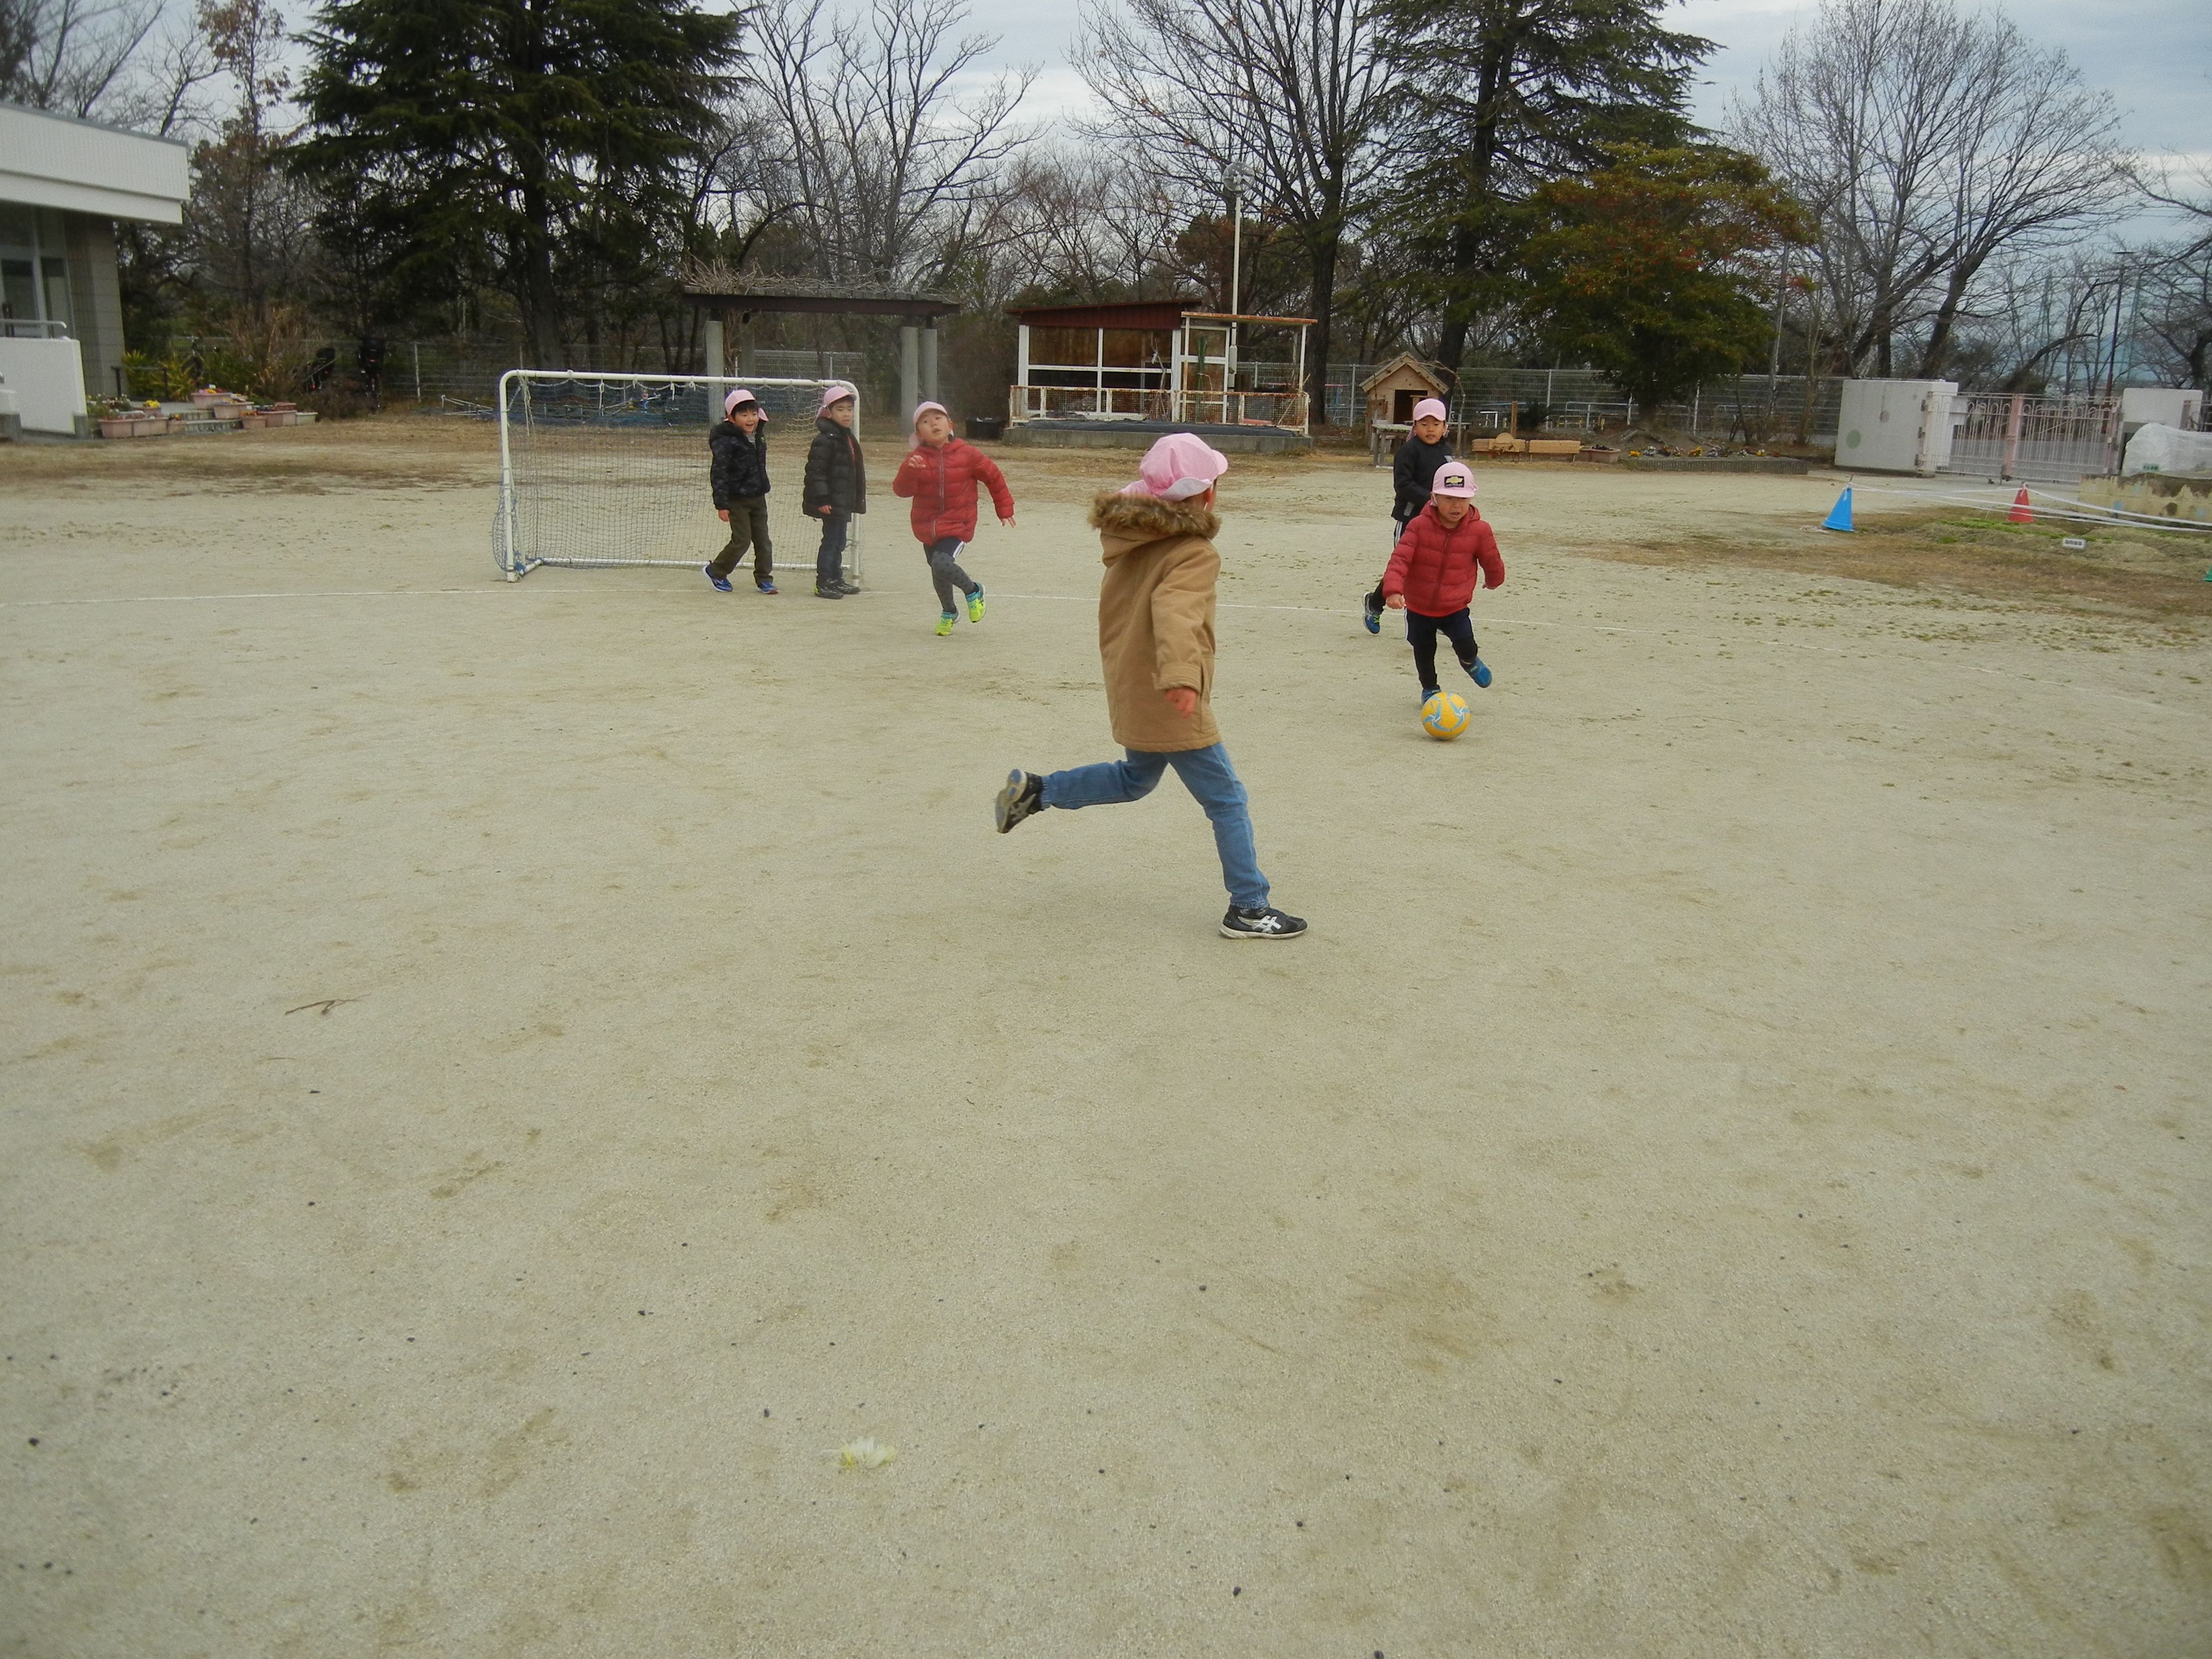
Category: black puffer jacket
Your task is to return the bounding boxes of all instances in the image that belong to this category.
[1391,433,1454,523]
[802,416,867,517]
[708,420,770,506]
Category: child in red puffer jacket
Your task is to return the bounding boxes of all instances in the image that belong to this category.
[1380,460,1505,700]
[891,400,1016,635]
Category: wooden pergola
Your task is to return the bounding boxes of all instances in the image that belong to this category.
[681,267,961,418]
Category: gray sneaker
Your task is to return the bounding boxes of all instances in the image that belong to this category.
[1220,905,1307,940]
[994,770,1044,833]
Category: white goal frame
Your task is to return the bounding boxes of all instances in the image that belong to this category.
[494,368,863,583]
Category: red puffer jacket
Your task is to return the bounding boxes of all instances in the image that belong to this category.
[1381,500,1504,615]
[891,437,1015,543]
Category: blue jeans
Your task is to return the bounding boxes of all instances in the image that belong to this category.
[1042,743,1268,909]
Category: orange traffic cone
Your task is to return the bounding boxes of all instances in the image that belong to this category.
[2008,487,2033,524]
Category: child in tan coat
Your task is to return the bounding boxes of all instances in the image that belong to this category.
[993,434,1305,940]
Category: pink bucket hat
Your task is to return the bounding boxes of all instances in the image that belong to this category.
[1430,460,1478,499]
[1124,432,1229,501]
[723,387,765,419]
[1411,397,1448,424]
[817,382,857,416]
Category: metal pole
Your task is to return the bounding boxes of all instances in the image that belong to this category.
[1229,186,1241,411]
[2001,391,2025,481]
[412,341,421,405]
[921,320,939,405]
[900,324,919,422]
[497,369,520,579]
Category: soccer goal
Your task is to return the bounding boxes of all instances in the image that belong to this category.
[493,369,863,583]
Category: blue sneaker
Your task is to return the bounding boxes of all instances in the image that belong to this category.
[1363,593,1382,634]
[756,577,778,594]
[705,566,733,593]
[1468,656,1493,689]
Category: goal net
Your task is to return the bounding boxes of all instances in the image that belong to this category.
[493,371,864,583]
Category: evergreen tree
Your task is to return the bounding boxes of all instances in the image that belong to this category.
[1517,144,1808,410]
[1380,0,1710,370]
[290,0,742,364]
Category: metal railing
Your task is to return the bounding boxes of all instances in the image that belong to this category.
[1,318,72,339]
[1009,383,1310,432]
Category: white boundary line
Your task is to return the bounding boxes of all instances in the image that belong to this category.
[5,583,2186,714]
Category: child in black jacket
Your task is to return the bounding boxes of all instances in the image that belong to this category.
[1363,396,1454,633]
[801,383,866,598]
[705,388,775,594]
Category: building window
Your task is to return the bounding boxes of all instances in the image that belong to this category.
[0,206,71,336]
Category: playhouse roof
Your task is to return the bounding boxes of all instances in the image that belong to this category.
[1359,352,1448,394]
[1007,299,1199,332]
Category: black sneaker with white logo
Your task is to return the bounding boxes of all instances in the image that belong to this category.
[1220,905,1307,940]
[994,769,1045,834]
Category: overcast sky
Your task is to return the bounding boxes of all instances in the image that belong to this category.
[962,0,2210,170]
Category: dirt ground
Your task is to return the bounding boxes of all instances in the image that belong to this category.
[4,418,2208,1657]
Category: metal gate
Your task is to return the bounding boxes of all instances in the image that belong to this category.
[1944,393,2120,483]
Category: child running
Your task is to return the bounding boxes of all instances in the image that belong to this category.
[1379,459,1503,701]
[802,383,865,599]
[703,387,775,594]
[993,433,1306,941]
[1363,395,1454,633]
[890,400,1014,635]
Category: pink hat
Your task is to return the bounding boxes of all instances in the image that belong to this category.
[1430,461,1477,499]
[1124,432,1229,500]
[907,399,952,450]
[817,382,857,416]
[1411,397,1448,424]
[724,388,765,419]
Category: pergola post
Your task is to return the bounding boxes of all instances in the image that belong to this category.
[921,320,940,406]
[900,323,920,423]
[701,312,725,430]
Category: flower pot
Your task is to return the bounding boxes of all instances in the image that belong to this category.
[99,416,134,438]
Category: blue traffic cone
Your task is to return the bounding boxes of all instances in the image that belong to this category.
[1820,484,1854,533]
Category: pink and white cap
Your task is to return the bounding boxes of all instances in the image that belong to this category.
[1430,461,1478,499]
[817,381,858,416]
[724,387,765,419]
[1411,397,1448,424]
[1123,431,1229,501]
[907,399,952,448]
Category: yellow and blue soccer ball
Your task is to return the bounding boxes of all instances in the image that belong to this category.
[1421,690,1470,740]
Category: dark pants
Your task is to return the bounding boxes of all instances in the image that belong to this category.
[817,513,849,589]
[1407,607,1478,693]
[1365,515,1412,610]
[708,497,773,582]
[923,535,978,611]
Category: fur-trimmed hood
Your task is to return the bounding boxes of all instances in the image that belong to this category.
[1088,489,1220,562]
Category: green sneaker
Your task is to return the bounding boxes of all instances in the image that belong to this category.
[935,612,957,636]
[966,584,986,623]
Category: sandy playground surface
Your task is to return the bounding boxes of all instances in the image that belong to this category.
[3,419,2209,1657]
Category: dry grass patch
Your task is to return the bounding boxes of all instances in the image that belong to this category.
[1604,505,2212,621]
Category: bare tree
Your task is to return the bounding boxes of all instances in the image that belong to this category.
[1078,0,1401,411]
[1734,0,2132,378]
[1,0,161,117]
[735,0,1035,288]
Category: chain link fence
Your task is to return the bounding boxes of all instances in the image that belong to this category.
[136,337,867,413]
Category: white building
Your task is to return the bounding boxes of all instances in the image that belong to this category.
[1,101,190,432]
